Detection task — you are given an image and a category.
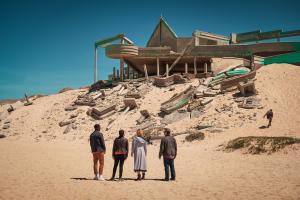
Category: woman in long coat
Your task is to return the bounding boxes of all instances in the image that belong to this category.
[131,129,147,180]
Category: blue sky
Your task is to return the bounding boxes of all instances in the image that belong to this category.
[0,0,299,99]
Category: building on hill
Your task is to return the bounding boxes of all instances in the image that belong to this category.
[95,17,300,82]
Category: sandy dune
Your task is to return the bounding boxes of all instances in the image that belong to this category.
[0,64,300,200]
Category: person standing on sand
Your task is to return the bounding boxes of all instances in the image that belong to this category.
[89,124,106,181]
[159,128,177,181]
[109,129,129,181]
[263,109,273,128]
[131,129,147,181]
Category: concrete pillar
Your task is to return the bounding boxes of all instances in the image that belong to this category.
[156,57,160,76]
[117,69,120,79]
[126,65,130,79]
[166,63,169,77]
[113,66,116,80]
[94,47,97,83]
[185,63,188,74]
[204,62,208,73]
[193,57,197,75]
[144,64,148,79]
[120,58,124,81]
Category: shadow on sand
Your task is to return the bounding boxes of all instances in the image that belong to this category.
[70,177,165,182]
[259,125,268,129]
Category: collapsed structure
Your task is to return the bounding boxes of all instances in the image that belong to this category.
[94,17,300,82]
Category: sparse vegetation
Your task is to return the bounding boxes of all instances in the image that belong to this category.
[223,136,300,154]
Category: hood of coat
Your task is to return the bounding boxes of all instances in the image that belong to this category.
[135,136,146,144]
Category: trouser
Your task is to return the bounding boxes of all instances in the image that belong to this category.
[112,154,127,179]
[268,117,272,127]
[93,152,104,175]
[163,158,176,180]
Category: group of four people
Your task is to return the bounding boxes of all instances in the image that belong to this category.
[89,124,177,181]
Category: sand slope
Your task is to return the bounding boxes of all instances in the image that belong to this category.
[0,64,300,200]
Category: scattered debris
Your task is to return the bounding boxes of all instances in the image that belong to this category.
[24,93,33,106]
[153,74,187,87]
[125,92,142,99]
[63,124,72,134]
[237,80,256,96]
[65,106,77,111]
[238,96,261,109]
[7,105,14,113]
[220,70,256,91]
[201,97,213,106]
[59,119,75,127]
[74,95,96,107]
[89,80,115,92]
[161,85,194,114]
[123,98,137,109]
[87,105,116,120]
[223,136,300,154]
[70,113,79,119]
[2,124,10,129]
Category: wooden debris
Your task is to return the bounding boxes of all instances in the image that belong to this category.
[140,109,150,118]
[238,97,261,109]
[65,106,77,111]
[187,100,203,112]
[220,71,256,91]
[125,92,142,99]
[87,105,116,120]
[123,98,137,109]
[201,97,213,106]
[74,96,96,107]
[63,124,72,134]
[203,90,218,97]
[237,80,256,96]
[7,105,14,113]
[161,85,194,114]
[153,76,174,87]
[136,109,151,125]
[2,124,10,129]
[59,119,75,127]
[69,113,78,119]
[24,94,33,106]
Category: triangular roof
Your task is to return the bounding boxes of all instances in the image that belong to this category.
[146,17,178,47]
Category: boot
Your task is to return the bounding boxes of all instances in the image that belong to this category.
[135,173,141,181]
[142,172,145,180]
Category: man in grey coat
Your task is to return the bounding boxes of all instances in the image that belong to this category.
[159,128,177,181]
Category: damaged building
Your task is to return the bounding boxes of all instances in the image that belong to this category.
[94,17,300,82]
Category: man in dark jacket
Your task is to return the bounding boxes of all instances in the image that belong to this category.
[90,124,106,181]
[159,128,177,181]
[110,129,129,181]
[264,109,273,128]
